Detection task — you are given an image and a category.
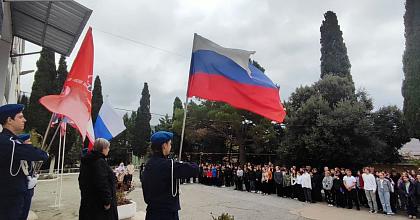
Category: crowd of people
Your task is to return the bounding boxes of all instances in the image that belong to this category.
[197,163,420,219]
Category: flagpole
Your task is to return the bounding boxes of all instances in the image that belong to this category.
[34,113,55,173]
[178,34,196,161]
[54,122,62,207]
[41,113,55,150]
[178,97,189,161]
[45,124,61,153]
[58,122,67,208]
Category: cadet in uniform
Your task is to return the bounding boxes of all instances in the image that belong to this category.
[141,131,199,220]
[0,104,48,220]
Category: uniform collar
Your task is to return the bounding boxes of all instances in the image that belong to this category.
[152,152,167,159]
[1,128,17,138]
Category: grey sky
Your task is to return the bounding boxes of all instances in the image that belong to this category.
[20,0,406,125]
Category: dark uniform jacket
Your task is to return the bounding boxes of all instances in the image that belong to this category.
[273,171,283,185]
[141,154,199,213]
[78,151,118,220]
[0,128,48,196]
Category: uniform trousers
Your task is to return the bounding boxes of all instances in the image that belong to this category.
[0,193,25,220]
[146,211,179,220]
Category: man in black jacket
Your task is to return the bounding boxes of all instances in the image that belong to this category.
[274,166,284,197]
[141,131,199,220]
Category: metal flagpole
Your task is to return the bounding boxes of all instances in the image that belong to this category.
[54,122,62,207]
[45,124,61,153]
[58,123,67,208]
[178,34,196,161]
[34,113,55,173]
[178,98,189,161]
[41,113,55,150]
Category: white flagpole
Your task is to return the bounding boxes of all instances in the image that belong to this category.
[178,34,196,161]
[41,113,55,150]
[178,97,189,161]
[54,122,62,207]
[58,123,67,208]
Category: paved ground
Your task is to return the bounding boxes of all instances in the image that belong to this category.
[31,173,409,220]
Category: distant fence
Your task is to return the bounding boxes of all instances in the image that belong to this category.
[38,166,142,174]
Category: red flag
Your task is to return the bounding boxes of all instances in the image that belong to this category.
[40,27,94,141]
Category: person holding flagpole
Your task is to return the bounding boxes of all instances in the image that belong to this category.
[141,131,199,220]
[0,104,48,220]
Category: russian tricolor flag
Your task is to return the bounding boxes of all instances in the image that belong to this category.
[187,34,286,122]
[93,100,126,140]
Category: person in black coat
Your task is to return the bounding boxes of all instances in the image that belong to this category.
[0,104,49,220]
[332,173,345,208]
[141,131,199,220]
[399,175,417,218]
[79,138,118,220]
[311,168,323,202]
[273,166,283,197]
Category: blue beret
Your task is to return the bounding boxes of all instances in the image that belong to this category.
[0,104,24,123]
[151,131,173,145]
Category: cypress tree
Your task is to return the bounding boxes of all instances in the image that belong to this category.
[173,97,183,119]
[402,0,420,138]
[82,75,103,149]
[91,76,103,123]
[134,83,151,156]
[320,11,352,80]
[54,55,68,94]
[18,94,29,122]
[26,48,57,134]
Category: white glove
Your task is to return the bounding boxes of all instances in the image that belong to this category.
[27,174,39,189]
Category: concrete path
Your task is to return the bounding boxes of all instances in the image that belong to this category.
[30,173,409,220]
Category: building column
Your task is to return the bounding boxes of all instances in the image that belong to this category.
[0,39,11,105]
[0,1,12,105]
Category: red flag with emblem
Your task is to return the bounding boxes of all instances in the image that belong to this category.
[40,27,94,143]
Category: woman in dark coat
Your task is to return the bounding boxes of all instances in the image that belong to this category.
[79,138,118,220]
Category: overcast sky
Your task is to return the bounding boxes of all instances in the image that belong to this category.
[20,0,406,125]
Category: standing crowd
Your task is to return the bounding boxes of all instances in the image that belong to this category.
[197,163,420,219]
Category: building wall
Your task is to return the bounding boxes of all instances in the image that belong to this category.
[5,38,24,104]
[0,2,24,105]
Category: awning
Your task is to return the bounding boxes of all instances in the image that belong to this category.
[10,0,92,56]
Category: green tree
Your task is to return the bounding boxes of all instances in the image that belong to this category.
[83,76,103,149]
[402,0,420,138]
[18,94,30,118]
[315,75,355,107]
[91,76,103,123]
[173,97,183,119]
[109,113,131,165]
[171,97,183,153]
[134,83,151,156]
[320,11,352,81]
[26,48,57,134]
[125,111,137,150]
[155,114,172,132]
[372,106,410,162]
[54,55,68,94]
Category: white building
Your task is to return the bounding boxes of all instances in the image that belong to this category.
[0,0,92,105]
[400,138,420,159]
[0,2,24,105]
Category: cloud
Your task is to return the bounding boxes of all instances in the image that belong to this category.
[20,0,406,124]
